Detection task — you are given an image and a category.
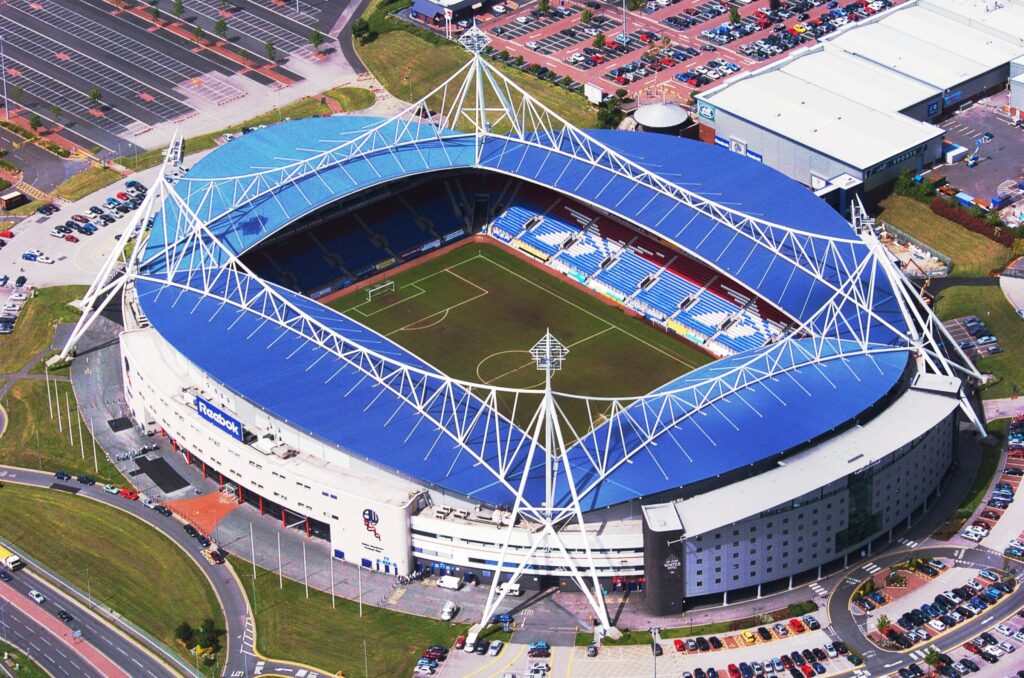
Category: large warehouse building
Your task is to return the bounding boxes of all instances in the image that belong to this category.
[696,0,1024,201]
[67,42,983,631]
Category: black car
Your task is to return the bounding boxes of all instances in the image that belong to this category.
[56,610,74,624]
[788,668,802,678]
[757,627,772,641]
[197,535,212,548]
[907,663,923,677]
[88,206,105,216]
[209,549,225,564]
[184,524,199,538]
[812,648,826,661]
[979,651,998,664]
[980,632,998,646]
[14,276,25,287]
[696,637,710,651]
[708,636,722,649]
[960,658,979,672]
[833,641,848,655]
[473,639,489,654]
[76,475,95,485]
[695,669,707,678]
[0,571,11,583]
[652,642,663,656]
[801,649,814,662]
[708,668,719,678]
[898,669,912,678]
[790,651,805,667]
[156,505,173,517]
[54,470,71,481]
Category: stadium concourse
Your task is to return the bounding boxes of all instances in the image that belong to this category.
[62,26,983,640]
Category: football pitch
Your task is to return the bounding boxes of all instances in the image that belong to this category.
[330,243,711,410]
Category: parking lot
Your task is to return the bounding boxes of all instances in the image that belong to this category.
[457,0,910,100]
[943,315,1003,363]
[0,0,325,156]
[938,94,1024,207]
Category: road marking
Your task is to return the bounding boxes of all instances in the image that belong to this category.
[809,582,829,596]
[898,538,919,548]
[862,563,882,574]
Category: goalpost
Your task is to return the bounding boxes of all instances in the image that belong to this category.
[366,279,395,302]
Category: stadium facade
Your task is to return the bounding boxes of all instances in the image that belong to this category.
[65,29,983,634]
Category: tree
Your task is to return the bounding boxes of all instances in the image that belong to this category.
[351,17,370,42]
[923,648,941,667]
[538,0,549,13]
[596,100,623,129]
[876,614,890,633]
[593,33,606,48]
[150,6,160,21]
[192,24,206,44]
[174,621,194,644]
[11,85,23,104]
[615,87,628,99]
[729,6,741,23]
[172,0,184,18]
[986,208,1003,228]
[580,7,593,22]
[264,40,276,62]
[213,18,228,39]
[309,28,324,52]
[89,87,102,106]
[27,114,42,132]
[238,48,250,65]
[50,104,61,122]
[220,0,231,8]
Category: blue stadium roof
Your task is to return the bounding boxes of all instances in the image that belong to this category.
[138,115,913,509]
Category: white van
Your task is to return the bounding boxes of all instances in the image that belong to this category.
[437,575,463,591]
[498,582,522,597]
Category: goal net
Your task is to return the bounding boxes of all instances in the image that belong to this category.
[366,279,395,302]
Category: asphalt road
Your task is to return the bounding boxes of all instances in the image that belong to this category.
[0,465,325,677]
[0,589,108,678]
[827,545,1024,674]
[0,548,174,678]
[0,128,83,193]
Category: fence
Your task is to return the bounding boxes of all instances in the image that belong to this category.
[877,220,953,277]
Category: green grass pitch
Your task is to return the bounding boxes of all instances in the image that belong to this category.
[329,243,711,429]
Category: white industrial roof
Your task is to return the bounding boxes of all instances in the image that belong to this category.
[919,0,1024,49]
[781,46,940,113]
[649,376,961,537]
[701,70,943,169]
[827,4,1021,89]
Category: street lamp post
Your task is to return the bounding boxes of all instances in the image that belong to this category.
[651,626,660,678]
[0,36,8,121]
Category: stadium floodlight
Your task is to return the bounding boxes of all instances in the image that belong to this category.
[530,330,568,373]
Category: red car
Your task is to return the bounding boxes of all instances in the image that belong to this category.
[71,214,89,223]
[965,642,981,654]
[528,648,550,658]
[982,510,1001,519]
[800,665,814,678]
[422,649,445,660]
[116,191,131,201]
[120,488,139,500]
[606,40,619,49]
[972,520,991,530]
[788,618,806,633]
[64,234,79,243]
[728,664,741,678]
[660,57,675,66]
[591,53,605,64]
[674,638,685,652]
[454,636,466,650]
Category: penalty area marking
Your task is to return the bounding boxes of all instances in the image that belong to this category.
[386,268,489,336]
[346,282,428,317]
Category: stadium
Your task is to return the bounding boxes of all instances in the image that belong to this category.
[66,29,983,634]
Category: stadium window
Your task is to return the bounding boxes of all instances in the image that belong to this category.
[733,575,739,581]
[767,567,773,573]
[715,567,721,573]
[697,570,703,575]
[733,530,739,536]
[697,581,704,587]
[715,579,721,584]
[715,556,721,562]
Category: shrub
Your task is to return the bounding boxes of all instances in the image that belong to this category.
[893,170,934,203]
[930,197,1014,247]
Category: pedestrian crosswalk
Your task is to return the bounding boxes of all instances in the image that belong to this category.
[898,538,920,548]
[863,562,882,574]
[853,669,872,678]
[809,581,829,596]
[908,649,926,660]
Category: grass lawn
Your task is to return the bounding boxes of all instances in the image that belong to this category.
[0,379,124,485]
[878,196,1010,277]
[6,198,47,216]
[0,639,48,678]
[355,31,597,129]
[934,285,1024,398]
[959,419,1005,514]
[0,483,223,670]
[0,285,85,373]
[330,243,709,430]
[230,556,467,675]
[116,87,376,172]
[52,166,122,202]
[324,86,376,111]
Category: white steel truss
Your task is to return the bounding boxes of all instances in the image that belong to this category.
[63,34,984,635]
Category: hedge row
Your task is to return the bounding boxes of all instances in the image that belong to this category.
[0,158,19,174]
[38,140,71,158]
[930,197,1014,247]
[0,120,33,140]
